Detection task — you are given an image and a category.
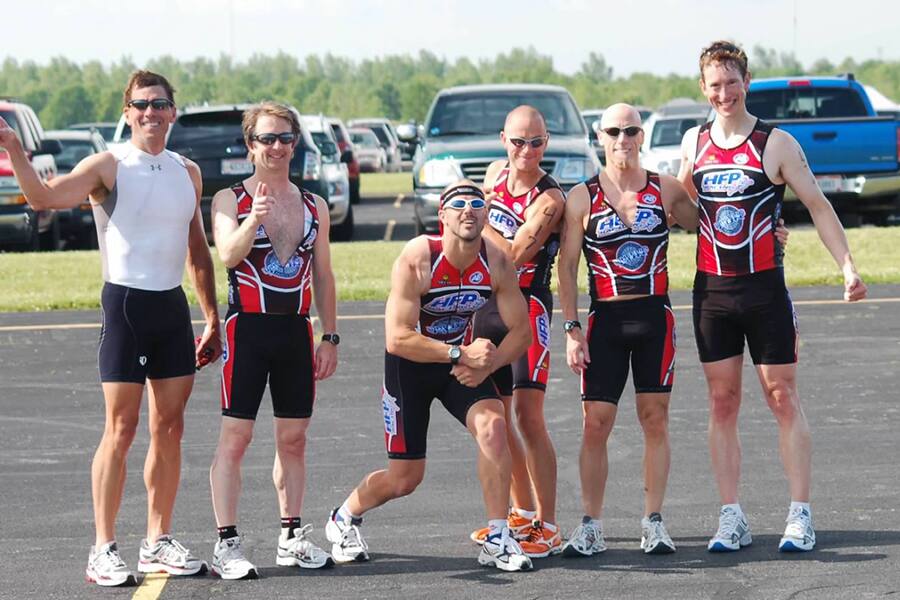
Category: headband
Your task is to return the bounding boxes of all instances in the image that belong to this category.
[440,185,485,208]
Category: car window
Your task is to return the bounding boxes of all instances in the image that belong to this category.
[748,87,868,120]
[329,124,347,144]
[350,132,378,147]
[311,131,337,156]
[428,92,585,137]
[53,140,96,171]
[364,126,390,146]
[0,110,22,139]
[169,111,244,145]
[650,117,707,148]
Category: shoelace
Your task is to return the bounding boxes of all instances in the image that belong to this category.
[341,522,368,552]
[157,538,193,564]
[285,525,316,554]
[716,510,743,538]
[525,523,545,543]
[94,547,127,570]
[582,523,600,546]
[784,508,810,534]
[218,539,247,566]
[647,520,668,542]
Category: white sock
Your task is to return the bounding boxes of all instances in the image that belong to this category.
[337,502,358,523]
[511,507,536,520]
[488,519,507,534]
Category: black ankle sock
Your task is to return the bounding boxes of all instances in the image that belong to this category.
[648,512,662,523]
[218,525,238,540]
[281,517,302,538]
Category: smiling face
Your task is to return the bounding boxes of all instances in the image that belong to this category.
[246,114,297,171]
[124,85,176,144]
[500,106,548,172]
[439,182,487,243]
[700,61,751,119]
[598,103,644,169]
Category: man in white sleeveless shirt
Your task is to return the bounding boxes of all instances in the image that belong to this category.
[0,70,221,587]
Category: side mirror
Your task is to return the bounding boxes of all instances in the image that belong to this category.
[37,138,63,155]
[591,119,601,135]
[396,124,417,142]
[417,124,426,139]
[340,149,353,163]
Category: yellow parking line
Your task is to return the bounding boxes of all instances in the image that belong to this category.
[132,573,168,600]
[384,219,396,241]
[393,194,405,208]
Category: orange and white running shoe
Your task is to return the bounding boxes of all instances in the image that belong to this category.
[470,511,533,545]
[519,520,562,558]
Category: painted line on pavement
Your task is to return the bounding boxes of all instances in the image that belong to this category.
[384,219,396,241]
[393,194,405,208]
[1,297,897,333]
[132,573,168,600]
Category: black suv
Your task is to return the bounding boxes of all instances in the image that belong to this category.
[163,105,329,238]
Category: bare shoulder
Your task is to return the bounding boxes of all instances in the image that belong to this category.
[485,238,513,274]
[658,173,684,193]
[565,181,590,212]
[483,159,507,189]
[680,125,701,157]
[767,127,801,155]
[211,186,237,211]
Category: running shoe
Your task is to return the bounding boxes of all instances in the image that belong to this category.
[707,506,752,552]
[562,517,607,557]
[470,511,532,545]
[640,513,676,554]
[212,536,258,580]
[519,520,562,558]
[138,535,206,575]
[276,524,334,569]
[85,542,137,587]
[477,527,533,572]
[778,506,816,552]
[325,508,369,563]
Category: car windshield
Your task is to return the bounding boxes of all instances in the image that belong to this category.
[362,126,390,146]
[427,91,586,137]
[0,110,21,138]
[650,117,707,148]
[169,111,244,145]
[748,87,868,119]
[329,124,347,144]
[311,131,337,156]
[52,140,95,172]
[350,132,378,147]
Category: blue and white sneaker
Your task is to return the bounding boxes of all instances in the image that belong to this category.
[478,526,532,572]
[779,506,816,552]
[325,508,369,563]
[708,506,752,552]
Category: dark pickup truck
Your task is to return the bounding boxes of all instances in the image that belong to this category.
[747,75,900,224]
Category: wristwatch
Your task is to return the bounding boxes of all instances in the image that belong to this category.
[448,345,462,365]
[563,320,582,333]
[321,333,340,346]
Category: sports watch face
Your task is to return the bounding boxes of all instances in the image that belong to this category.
[564,320,581,332]
[448,345,462,363]
[322,333,341,345]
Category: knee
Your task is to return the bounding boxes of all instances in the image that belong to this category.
[764,380,801,421]
[104,415,139,451]
[476,414,509,457]
[275,428,308,459]
[217,429,253,463]
[514,403,547,441]
[582,411,614,444]
[638,408,669,441]
[708,387,740,424]
[391,471,424,498]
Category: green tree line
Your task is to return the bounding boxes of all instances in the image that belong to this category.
[2,46,898,130]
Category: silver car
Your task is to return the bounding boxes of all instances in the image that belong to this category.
[349,128,387,172]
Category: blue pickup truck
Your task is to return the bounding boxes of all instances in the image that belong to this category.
[747,75,900,224]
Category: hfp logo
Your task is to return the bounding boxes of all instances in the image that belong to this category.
[631,209,662,233]
[382,388,400,437]
[614,242,650,271]
[424,292,487,313]
[468,271,484,285]
[489,210,518,237]
[262,251,303,279]
[700,170,754,197]
[596,214,628,237]
[535,312,551,348]
[425,316,468,337]
[733,153,750,165]
[714,205,747,236]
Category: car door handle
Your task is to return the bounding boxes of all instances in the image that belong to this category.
[813,131,837,141]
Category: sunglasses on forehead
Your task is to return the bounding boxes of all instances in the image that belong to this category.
[251,132,297,145]
[508,135,547,149]
[127,98,174,110]
[601,126,642,138]
[444,197,486,210]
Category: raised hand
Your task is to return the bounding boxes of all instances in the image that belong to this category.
[251,181,274,220]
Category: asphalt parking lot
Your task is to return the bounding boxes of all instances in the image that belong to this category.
[1,286,899,599]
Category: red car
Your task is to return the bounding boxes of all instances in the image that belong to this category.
[327,117,361,205]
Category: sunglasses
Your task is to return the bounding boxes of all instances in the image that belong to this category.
[444,198,486,210]
[127,98,174,110]
[251,132,297,145]
[508,136,547,149]
[602,126,642,138]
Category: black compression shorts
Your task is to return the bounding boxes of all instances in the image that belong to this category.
[581,295,676,404]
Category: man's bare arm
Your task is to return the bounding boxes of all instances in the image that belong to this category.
[676,125,700,199]
[660,174,699,231]
[310,195,337,334]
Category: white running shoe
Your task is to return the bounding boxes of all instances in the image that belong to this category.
[640,514,676,554]
[477,527,533,572]
[708,506,752,552]
[85,542,136,587]
[325,508,370,563]
[562,518,607,557]
[212,536,258,580]
[277,524,334,569]
[138,535,206,575]
[779,506,816,552]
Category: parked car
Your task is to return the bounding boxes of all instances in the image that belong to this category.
[413,83,600,234]
[327,117,361,205]
[43,129,107,248]
[67,122,118,144]
[639,109,710,176]
[348,118,403,172]
[581,108,605,164]
[747,74,900,224]
[349,128,387,173]
[0,99,62,250]
[302,115,354,241]
[160,104,329,240]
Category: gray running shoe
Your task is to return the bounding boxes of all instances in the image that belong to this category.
[477,527,533,572]
[779,506,816,552]
[640,514,676,554]
[86,542,136,587]
[708,506,752,552]
[562,517,607,557]
[212,536,258,580]
[277,524,334,569]
[138,535,205,575]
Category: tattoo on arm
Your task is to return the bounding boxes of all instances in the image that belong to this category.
[525,225,542,250]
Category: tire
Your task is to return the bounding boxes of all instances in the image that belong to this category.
[331,205,354,242]
[349,178,361,205]
[39,214,62,251]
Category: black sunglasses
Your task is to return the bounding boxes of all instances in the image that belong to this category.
[602,126,642,138]
[251,132,297,145]
[127,98,174,110]
[508,135,547,149]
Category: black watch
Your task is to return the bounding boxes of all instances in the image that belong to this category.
[563,320,582,333]
[448,345,461,365]
[321,333,340,346]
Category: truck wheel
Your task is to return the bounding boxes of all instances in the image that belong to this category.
[40,215,62,251]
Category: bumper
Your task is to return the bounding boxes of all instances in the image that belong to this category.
[0,208,32,244]
[329,192,350,225]
[785,171,900,212]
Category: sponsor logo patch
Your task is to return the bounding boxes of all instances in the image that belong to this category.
[535,312,551,348]
[262,251,303,279]
[631,209,662,233]
[595,214,628,236]
[382,387,400,437]
[138,355,147,366]
[489,209,518,237]
[424,291,487,313]
[714,205,747,236]
[425,315,468,337]
[468,271,484,285]
[733,152,750,165]
[513,202,524,214]
[255,225,266,239]
[642,193,657,205]
[614,241,650,271]
[700,169,754,197]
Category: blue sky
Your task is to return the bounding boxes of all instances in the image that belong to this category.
[7,0,899,76]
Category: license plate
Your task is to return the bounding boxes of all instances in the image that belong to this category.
[0,176,18,189]
[221,158,253,175]
[816,175,843,193]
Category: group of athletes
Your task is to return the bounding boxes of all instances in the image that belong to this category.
[0,39,868,586]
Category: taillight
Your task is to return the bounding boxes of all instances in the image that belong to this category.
[0,194,27,205]
[303,152,321,180]
[788,80,811,86]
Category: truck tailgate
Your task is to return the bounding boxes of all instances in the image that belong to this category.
[772,117,898,174]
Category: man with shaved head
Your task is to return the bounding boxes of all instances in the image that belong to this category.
[558,103,699,556]
[468,105,566,558]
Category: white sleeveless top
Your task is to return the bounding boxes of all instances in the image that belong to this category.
[93,143,197,291]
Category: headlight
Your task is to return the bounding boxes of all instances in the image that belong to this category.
[555,158,595,182]
[417,159,462,188]
[303,153,322,180]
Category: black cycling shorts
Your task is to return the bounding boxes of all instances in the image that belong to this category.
[382,351,499,460]
[693,269,798,365]
[98,282,195,383]
[470,287,552,396]
[220,311,315,420]
[581,295,676,404]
